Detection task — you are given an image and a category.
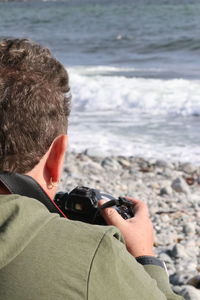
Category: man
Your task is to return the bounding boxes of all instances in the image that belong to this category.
[0,38,183,300]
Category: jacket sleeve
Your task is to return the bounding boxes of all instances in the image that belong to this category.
[87,228,183,300]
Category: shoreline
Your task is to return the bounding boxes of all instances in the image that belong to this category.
[68,145,200,167]
[60,152,200,296]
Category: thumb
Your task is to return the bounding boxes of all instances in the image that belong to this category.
[98,199,125,226]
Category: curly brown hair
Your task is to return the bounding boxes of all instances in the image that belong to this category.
[0,38,71,173]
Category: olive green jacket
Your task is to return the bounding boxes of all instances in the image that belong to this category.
[0,194,183,300]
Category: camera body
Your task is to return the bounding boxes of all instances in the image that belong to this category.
[54,186,134,225]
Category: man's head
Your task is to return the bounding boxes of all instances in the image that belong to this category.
[0,38,71,198]
[0,38,71,174]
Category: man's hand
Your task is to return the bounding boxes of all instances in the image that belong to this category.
[99,197,155,258]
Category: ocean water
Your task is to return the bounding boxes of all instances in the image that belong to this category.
[0,0,200,163]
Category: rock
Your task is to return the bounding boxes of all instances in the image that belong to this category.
[139,160,153,172]
[156,231,177,246]
[74,152,90,162]
[172,285,183,295]
[155,159,174,169]
[163,167,174,178]
[82,161,103,173]
[63,166,79,177]
[185,176,195,185]
[170,273,189,286]
[180,162,197,174]
[160,186,173,196]
[148,182,160,190]
[171,244,189,258]
[184,240,199,257]
[101,157,121,170]
[171,177,190,195]
[183,223,196,235]
[117,157,131,168]
[186,261,198,273]
[187,275,200,289]
[180,285,200,300]
[129,168,139,175]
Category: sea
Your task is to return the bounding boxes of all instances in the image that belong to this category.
[0,0,200,164]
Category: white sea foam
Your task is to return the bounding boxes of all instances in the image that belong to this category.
[70,66,137,75]
[69,67,200,117]
[68,124,200,164]
[67,67,200,163]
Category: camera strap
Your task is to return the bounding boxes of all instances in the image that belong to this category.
[0,172,65,217]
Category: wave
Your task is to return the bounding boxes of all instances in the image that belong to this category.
[139,38,200,53]
[70,66,137,75]
[68,67,200,117]
[69,132,200,165]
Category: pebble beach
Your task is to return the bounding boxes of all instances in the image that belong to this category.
[1,0,200,299]
[60,152,200,299]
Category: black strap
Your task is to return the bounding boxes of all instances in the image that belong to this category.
[136,256,165,269]
[0,172,64,217]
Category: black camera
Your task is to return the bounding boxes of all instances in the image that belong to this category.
[54,186,134,225]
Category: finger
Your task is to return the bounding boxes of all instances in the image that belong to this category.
[126,197,149,218]
[98,199,125,227]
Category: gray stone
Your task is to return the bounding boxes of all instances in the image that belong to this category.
[148,182,160,190]
[138,160,153,172]
[156,231,176,246]
[180,285,200,300]
[186,261,198,273]
[180,162,197,174]
[163,168,174,178]
[172,285,183,295]
[171,177,190,195]
[170,273,189,286]
[155,159,174,169]
[184,240,199,257]
[117,157,131,168]
[101,157,121,170]
[183,223,196,235]
[187,275,200,289]
[160,186,173,196]
[159,214,170,224]
[148,158,156,165]
[82,161,103,173]
[129,168,139,175]
[171,244,189,258]
[63,165,79,177]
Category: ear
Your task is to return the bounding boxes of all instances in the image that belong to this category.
[45,135,68,183]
